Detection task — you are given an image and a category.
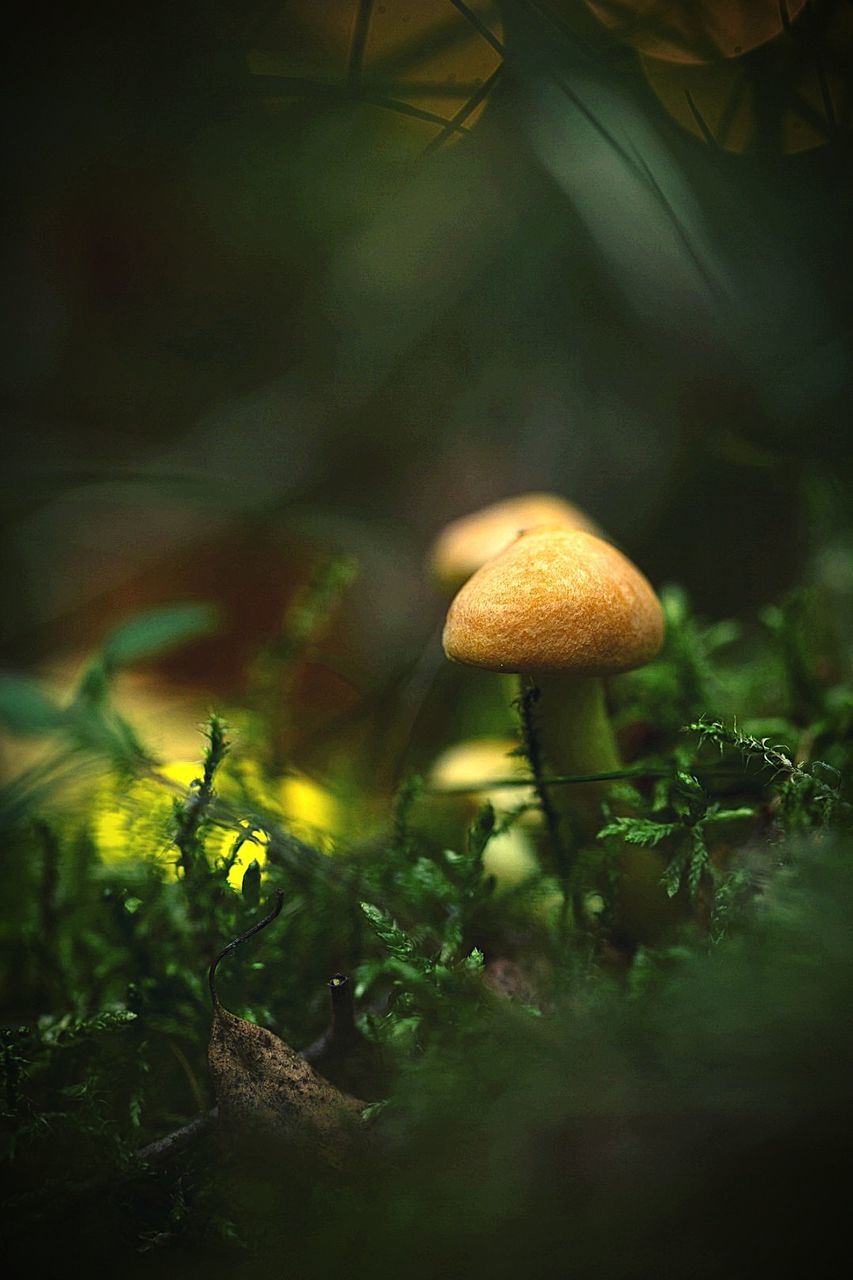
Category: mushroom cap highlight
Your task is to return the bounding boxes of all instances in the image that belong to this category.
[442,527,664,676]
[429,492,603,595]
[429,736,536,814]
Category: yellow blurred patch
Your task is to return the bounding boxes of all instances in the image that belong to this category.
[92,757,341,885]
[92,768,186,881]
[223,757,343,849]
[209,821,269,891]
[279,773,342,851]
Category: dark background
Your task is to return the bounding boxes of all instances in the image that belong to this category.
[3,1,852,699]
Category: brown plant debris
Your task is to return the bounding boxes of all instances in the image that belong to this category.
[208,891,368,1168]
[301,973,393,1101]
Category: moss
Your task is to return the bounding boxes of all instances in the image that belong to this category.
[2,571,853,1276]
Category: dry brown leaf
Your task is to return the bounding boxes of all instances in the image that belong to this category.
[208,891,367,1168]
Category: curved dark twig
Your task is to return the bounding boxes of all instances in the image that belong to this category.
[208,889,285,1009]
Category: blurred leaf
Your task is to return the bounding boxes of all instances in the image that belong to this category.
[0,675,64,735]
[101,603,219,673]
[74,661,110,708]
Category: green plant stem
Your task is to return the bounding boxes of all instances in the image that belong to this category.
[518,673,621,935]
[530,673,621,839]
[518,679,567,887]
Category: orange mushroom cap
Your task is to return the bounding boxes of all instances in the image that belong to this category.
[442,527,663,676]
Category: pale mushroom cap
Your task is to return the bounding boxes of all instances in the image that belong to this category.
[429,737,523,788]
[442,527,664,676]
[429,492,603,595]
[429,737,536,814]
[481,827,540,889]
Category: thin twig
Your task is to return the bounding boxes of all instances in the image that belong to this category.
[136,1111,217,1166]
[208,889,285,1009]
[516,679,571,903]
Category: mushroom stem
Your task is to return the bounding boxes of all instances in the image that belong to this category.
[528,673,620,839]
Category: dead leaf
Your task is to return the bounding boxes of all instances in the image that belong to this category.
[208,890,367,1168]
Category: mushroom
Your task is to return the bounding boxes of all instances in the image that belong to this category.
[428,492,603,598]
[428,737,540,888]
[428,736,537,816]
[442,526,664,844]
